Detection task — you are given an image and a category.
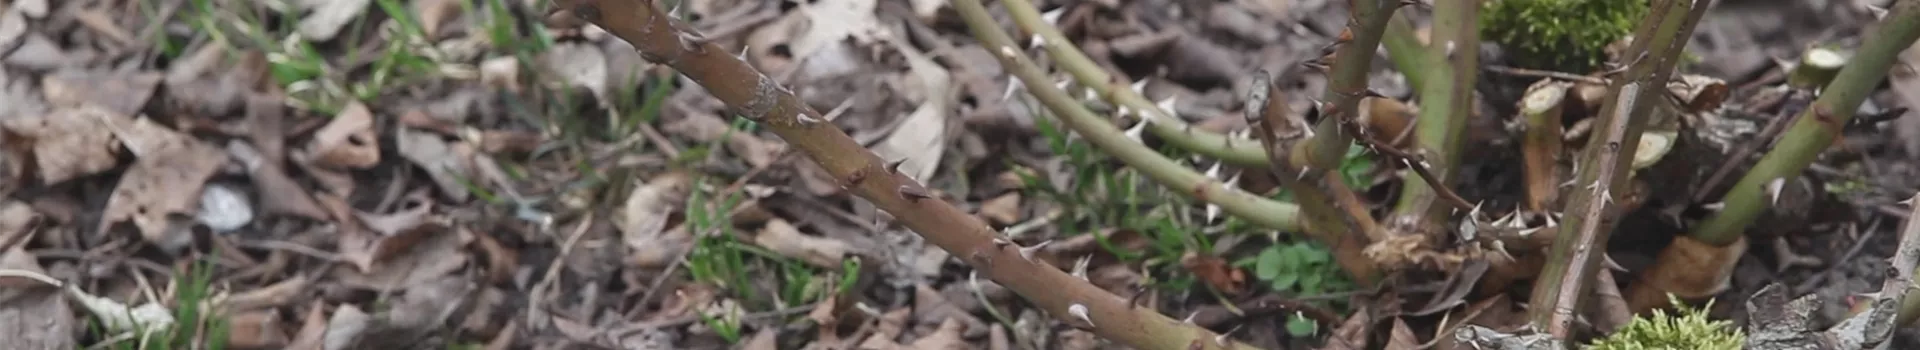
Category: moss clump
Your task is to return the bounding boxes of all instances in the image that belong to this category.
[1482,0,1649,73]
[1586,297,1743,350]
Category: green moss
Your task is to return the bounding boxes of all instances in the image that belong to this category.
[1586,297,1743,350]
[1482,0,1649,73]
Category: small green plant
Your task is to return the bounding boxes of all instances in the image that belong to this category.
[1482,0,1648,73]
[1586,296,1742,350]
[1242,241,1351,337]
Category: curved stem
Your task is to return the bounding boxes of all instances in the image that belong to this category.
[999,0,1270,167]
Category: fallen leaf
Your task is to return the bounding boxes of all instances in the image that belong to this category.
[749,218,852,269]
[0,247,74,350]
[411,0,462,38]
[907,318,970,350]
[39,69,161,116]
[395,127,477,202]
[540,42,610,103]
[305,101,381,169]
[1385,319,1419,350]
[912,284,986,339]
[99,116,230,250]
[226,140,329,220]
[976,192,1021,226]
[283,301,331,350]
[321,304,372,350]
[871,37,953,183]
[741,328,779,350]
[224,309,291,349]
[219,276,309,313]
[334,196,466,282]
[297,0,374,41]
[618,171,693,268]
[0,106,126,184]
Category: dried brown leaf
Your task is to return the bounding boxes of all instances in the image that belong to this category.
[619,171,692,268]
[220,277,309,312]
[283,301,331,350]
[741,328,779,350]
[395,127,477,202]
[0,247,75,350]
[541,43,611,101]
[1375,319,1414,350]
[0,106,126,184]
[750,218,852,269]
[321,304,372,350]
[99,117,229,250]
[908,318,972,350]
[871,38,953,182]
[976,192,1021,226]
[227,141,329,220]
[224,309,291,349]
[297,0,373,41]
[305,102,381,169]
[39,70,161,116]
[411,0,462,38]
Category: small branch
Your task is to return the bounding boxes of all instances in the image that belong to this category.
[1687,0,1920,245]
[1527,0,1712,340]
[1000,0,1270,167]
[544,1,1259,349]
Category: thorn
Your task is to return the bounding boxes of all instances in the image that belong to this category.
[1297,166,1312,181]
[997,46,1020,59]
[1018,240,1052,261]
[1766,177,1786,206]
[898,185,933,202]
[1124,120,1148,142]
[1585,180,1602,191]
[1083,87,1098,101]
[1117,105,1132,119]
[1071,255,1092,281]
[1030,34,1046,49]
[1215,325,1241,346]
[1156,95,1178,116]
[1054,79,1073,92]
[886,158,908,174]
[1182,311,1200,324]
[1444,40,1457,59]
[1002,78,1025,101]
[737,45,750,61]
[1599,189,1613,207]
[1544,212,1558,228]
[1130,80,1149,95]
[992,236,1014,249]
[1869,4,1890,20]
[1224,174,1242,190]
[1205,162,1224,180]
[796,113,823,125]
[1042,8,1066,25]
[1702,202,1726,211]
[1206,204,1221,223]
[1068,303,1094,328]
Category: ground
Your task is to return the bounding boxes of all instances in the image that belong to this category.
[0,0,1917,349]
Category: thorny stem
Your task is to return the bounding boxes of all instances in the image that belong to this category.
[1687,0,1920,246]
[1527,0,1710,339]
[1265,0,1402,252]
[995,0,1306,233]
[1386,0,1479,235]
[544,1,1256,349]
[999,0,1269,167]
